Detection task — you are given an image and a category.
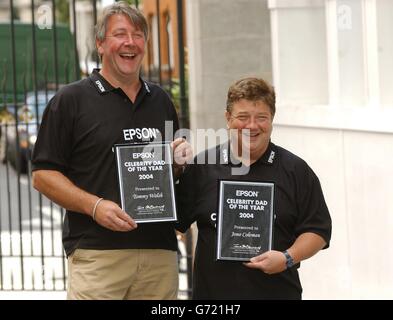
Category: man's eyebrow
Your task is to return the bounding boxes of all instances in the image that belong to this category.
[111,27,129,33]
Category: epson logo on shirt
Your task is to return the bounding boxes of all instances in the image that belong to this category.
[95,80,105,92]
[143,81,151,93]
[268,150,275,164]
[222,149,228,164]
[123,128,161,141]
[210,212,217,229]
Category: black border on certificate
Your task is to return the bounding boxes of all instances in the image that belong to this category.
[114,142,177,223]
[216,180,274,261]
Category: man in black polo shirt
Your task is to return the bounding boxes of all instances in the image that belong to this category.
[176,77,332,299]
[31,2,191,300]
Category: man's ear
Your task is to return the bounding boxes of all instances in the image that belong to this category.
[96,38,104,56]
[225,111,231,123]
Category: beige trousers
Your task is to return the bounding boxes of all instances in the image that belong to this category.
[67,248,178,300]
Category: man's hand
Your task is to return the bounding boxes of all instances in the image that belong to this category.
[244,250,287,274]
[171,138,193,177]
[93,199,138,232]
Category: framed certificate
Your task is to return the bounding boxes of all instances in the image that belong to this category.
[216,180,274,261]
[114,142,177,223]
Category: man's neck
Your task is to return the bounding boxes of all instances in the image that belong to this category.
[229,140,268,166]
[99,69,141,102]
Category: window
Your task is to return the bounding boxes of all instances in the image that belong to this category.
[269,0,393,133]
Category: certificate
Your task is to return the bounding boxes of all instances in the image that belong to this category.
[216,180,274,261]
[114,142,177,223]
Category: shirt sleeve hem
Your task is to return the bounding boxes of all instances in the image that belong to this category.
[31,162,67,175]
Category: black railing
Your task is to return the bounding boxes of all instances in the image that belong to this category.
[0,0,191,298]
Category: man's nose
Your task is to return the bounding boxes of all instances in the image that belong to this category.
[124,35,136,45]
[245,117,259,129]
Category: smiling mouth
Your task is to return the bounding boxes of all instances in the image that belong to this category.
[119,53,136,60]
[242,131,260,138]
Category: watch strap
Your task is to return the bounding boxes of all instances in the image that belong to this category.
[283,250,294,269]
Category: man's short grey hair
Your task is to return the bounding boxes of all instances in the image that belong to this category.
[95,1,149,41]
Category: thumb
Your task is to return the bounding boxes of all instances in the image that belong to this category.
[250,252,267,263]
[171,137,185,149]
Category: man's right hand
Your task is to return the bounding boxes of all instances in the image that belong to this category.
[93,199,137,232]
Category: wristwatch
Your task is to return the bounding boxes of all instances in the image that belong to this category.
[283,250,295,269]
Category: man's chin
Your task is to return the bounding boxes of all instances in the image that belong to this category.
[248,144,266,158]
[242,142,258,151]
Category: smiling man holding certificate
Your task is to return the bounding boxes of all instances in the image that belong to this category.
[176,77,332,300]
[31,2,191,300]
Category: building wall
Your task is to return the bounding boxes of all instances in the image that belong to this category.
[187,0,272,152]
[13,0,35,22]
[272,125,393,299]
[2,0,46,23]
[142,0,186,81]
[0,3,10,21]
[69,0,96,75]
[187,0,393,299]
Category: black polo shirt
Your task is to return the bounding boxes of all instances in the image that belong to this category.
[32,69,179,256]
[176,142,332,299]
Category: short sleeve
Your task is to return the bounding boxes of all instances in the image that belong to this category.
[31,89,75,174]
[294,164,332,248]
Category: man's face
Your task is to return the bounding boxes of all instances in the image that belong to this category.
[225,99,273,161]
[97,14,146,81]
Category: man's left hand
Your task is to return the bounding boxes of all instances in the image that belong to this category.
[244,250,287,275]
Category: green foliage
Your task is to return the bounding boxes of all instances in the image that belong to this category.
[0,108,14,122]
[168,76,188,116]
[124,0,138,6]
[56,0,70,24]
